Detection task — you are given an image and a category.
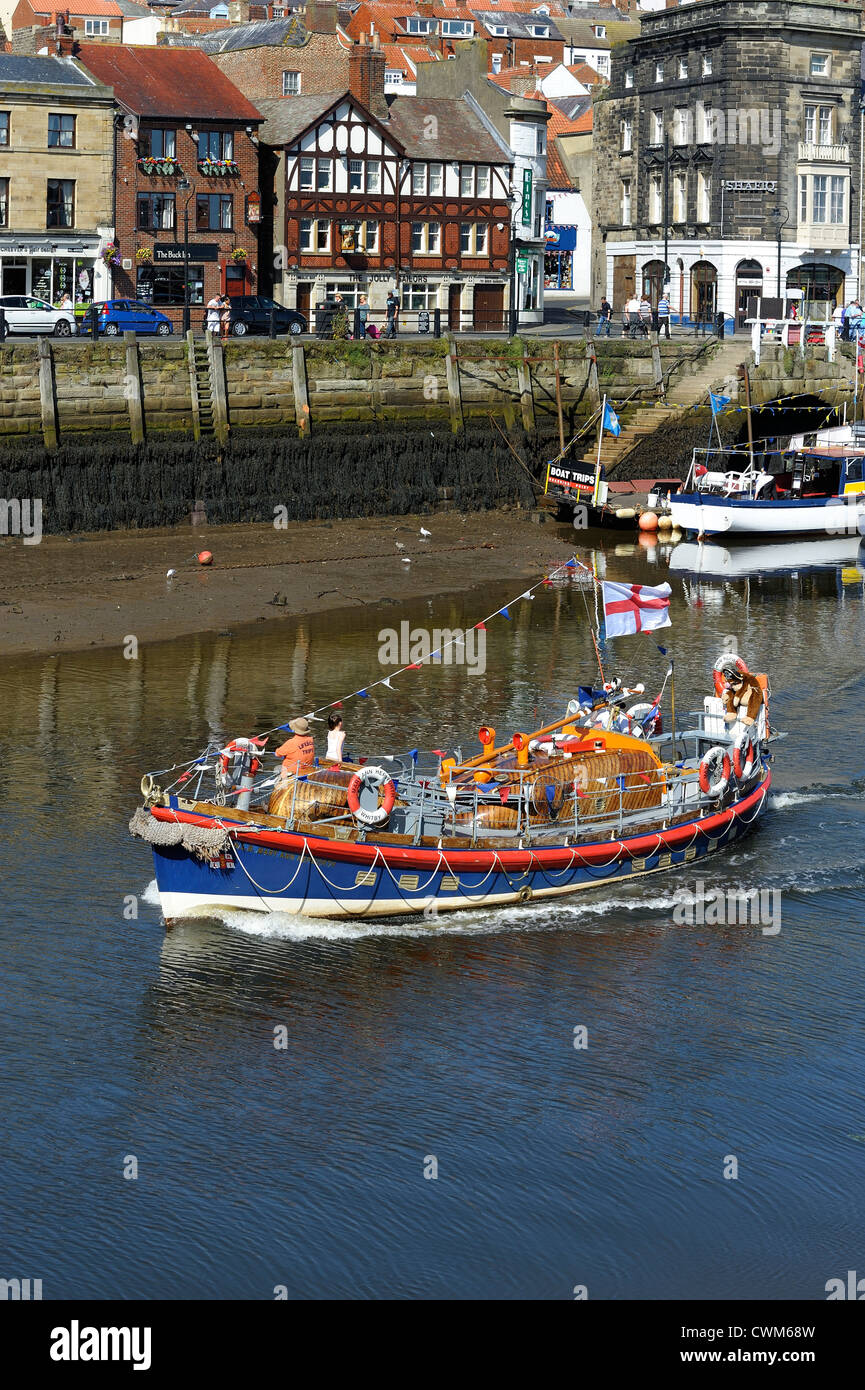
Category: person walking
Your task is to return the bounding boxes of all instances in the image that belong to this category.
[206,293,222,336]
[639,293,653,336]
[656,290,671,339]
[625,292,641,339]
[219,294,231,340]
[596,295,612,337]
[358,294,369,339]
[384,288,400,339]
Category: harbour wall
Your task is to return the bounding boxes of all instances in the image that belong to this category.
[0,335,705,446]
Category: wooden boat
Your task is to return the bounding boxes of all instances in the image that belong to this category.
[131,680,776,923]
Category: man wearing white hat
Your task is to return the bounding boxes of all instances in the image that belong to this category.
[275,717,315,778]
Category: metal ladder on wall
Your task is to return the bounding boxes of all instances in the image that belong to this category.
[187,331,214,439]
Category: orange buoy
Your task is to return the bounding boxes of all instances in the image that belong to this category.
[638,510,659,532]
[197,550,213,566]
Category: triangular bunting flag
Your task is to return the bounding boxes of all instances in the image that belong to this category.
[498,786,510,804]
[545,784,556,805]
[499,607,510,619]
[445,784,457,804]
[358,689,368,699]
[475,621,486,631]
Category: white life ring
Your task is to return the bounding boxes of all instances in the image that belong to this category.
[219,737,264,787]
[347,764,397,826]
[733,732,757,780]
[699,746,732,799]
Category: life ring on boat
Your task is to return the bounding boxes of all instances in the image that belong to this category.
[713,655,749,698]
[699,746,732,799]
[219,737,264,786]
[347,765,397,827]
[732,733,757,780]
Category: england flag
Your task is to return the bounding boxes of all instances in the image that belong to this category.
[602,581,672,638]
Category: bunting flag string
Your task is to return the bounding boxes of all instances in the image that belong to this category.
[256,555,595,745]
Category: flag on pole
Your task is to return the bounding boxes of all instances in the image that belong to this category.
[601,580,672,637]
[709,392,730,415]
[602,401,621,436]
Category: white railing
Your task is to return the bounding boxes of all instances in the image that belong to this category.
[797,141,849,163]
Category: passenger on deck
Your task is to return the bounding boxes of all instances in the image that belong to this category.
[326,711,346,763]
[717,657,763,743]
[275,717,315,779]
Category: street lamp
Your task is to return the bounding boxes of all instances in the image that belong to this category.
[177,177,196,335]
[770,204,790,300]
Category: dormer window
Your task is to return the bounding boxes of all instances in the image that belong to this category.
[442,19,473,36]
[407,17,433,34]
[593,25,605,38]
[490,24,506,36]
[529,24,549,38]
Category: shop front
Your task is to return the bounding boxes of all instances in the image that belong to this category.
[544,225,576,291]
[0,235,104,306]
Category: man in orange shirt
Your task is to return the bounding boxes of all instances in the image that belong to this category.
[275,717,315,778]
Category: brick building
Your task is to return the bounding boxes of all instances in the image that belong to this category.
[260,34,514,329]
[593,0,864,324]
[77,43,262,329]
[160,7,353,100]
[0,52,114,304]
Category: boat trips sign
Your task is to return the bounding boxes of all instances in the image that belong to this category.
[545,461,605,499]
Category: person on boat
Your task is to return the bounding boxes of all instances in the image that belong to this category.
[275,717,315,778]
[326,711,346,763]
[716,657,763,746]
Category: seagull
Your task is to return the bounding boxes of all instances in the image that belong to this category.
[166,569,176,578]
[420,527,431,537]
[401,555,411,564]
[395,541,405,550]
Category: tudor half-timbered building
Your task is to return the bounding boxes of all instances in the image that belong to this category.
[258,40,514,330]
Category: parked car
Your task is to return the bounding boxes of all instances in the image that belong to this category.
[77,300,173,336]
[225,296,306,336]
[0,295,76,336]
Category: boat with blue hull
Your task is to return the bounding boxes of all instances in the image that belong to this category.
[132,680,776,924]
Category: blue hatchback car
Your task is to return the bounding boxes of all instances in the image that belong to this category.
[78,300,173,336]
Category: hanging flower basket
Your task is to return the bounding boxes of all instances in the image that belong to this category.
[135,247,153,264]
[229,247,248,264]
[101,240,121,268]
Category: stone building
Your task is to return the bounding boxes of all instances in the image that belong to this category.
[77,43,262,329]
[593,0,864,324]
[0,53,114,304]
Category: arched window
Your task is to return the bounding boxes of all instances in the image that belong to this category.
[735,258,763,327]
[786,263,844,313]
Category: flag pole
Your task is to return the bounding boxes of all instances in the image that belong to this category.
[669,657,678,760]
[593,394,606,508]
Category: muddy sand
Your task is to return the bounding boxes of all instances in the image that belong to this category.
[0,509,575,658]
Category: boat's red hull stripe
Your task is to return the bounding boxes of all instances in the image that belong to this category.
[151,770,770,872]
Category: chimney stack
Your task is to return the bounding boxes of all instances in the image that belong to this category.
[305,0,337,33]
[348,34,388,120]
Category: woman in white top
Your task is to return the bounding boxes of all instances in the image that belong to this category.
[206,295,222,335]
[326,711,345,762]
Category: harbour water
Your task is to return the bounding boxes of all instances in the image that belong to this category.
[2,535,865,1299]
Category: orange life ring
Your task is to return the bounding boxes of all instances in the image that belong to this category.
[219,737,264,786]
[347,765,397,826]
[713,656,749,698]
[699,747,732,798]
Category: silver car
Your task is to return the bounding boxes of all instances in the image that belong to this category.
[0,295,76,336]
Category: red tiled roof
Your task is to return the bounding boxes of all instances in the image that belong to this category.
[532,94,591,136]
[76,44,262,120]
[567,62,603,86]
[546,137,570,187]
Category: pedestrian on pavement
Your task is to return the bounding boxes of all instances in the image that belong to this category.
[639,294,653,335]
[625,293,641,339]
[657,291,671,339]
[220,294,231,340]
[358,294,369,338]
[597,295,612,337]
[384,288,400,339]
[206,294,222,336]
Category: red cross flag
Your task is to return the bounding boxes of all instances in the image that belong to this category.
[602,580,672,638]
